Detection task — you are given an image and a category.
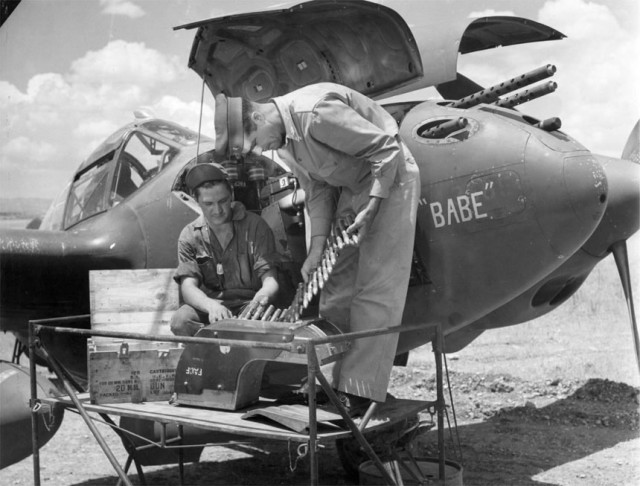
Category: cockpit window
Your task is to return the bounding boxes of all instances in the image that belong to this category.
[60,121,204,228]
[108,131,178,206]
[64,152,114,228]
[40,182,71,231]
[110,154,142,205]
[122,132,174,177]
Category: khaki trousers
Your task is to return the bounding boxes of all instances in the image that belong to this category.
[320,143,420,402]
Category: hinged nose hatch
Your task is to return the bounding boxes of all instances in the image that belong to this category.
[175,0,423,101]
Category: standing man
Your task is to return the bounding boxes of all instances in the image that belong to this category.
[214,83,420,412]
[170,163,279,336]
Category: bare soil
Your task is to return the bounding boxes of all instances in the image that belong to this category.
[2,243,639,485]
[1,353,638,486]
[393,369,639,486]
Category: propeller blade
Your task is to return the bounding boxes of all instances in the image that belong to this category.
[620,120,639,163]
[611,241,640,375]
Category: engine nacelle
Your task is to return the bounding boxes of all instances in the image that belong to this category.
[0,360,64,469]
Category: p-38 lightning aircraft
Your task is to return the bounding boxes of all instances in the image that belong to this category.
[1,0,638,472]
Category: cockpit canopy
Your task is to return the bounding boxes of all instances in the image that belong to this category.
[41,120,208,230]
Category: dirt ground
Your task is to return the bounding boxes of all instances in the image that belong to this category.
[1,343,638,486]
[1,248,639,485]
[394,369,639,486]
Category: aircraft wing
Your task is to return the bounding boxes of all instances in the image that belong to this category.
[0,221,143,332]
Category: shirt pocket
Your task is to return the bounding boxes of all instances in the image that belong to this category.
[196,254,222,290]
[236,250,255,289]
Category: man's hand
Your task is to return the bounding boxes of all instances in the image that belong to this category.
[238,270,279,318]
[240,294,269,319]
[347,196,382,242]
[301,236,326,283]
[207,300,233,324]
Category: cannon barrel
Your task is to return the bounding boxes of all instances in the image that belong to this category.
[420,117,469,139]
[495,81,558,109]
[451,64,556,109]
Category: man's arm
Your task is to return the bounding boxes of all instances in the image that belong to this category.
[180,276,233,323]
[309,98,401,200]
[240,217,281,314]
[278,148,339,241]
[301,195,380,281]
[253,269,279,303]
[241,268,280,318]
[301,235,326,283]
[308,98,400,246]
[348,195,382,240]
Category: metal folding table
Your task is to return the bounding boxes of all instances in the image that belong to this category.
[29,319,448,485]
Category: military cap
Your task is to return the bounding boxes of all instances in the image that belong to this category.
[214,93,244,159]
[185,163,228,192]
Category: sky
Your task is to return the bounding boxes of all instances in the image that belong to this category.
[0,0,638,200]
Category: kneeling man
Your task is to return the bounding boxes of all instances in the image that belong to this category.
[170,163,279,336]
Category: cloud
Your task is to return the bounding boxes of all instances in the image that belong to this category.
[538,0,639,155]
[0,80,27,103]
[539,0,619,39]
[153,95,215,137]
[3,136,56,164]
[72,119,121,142]
[70,40,182,86]
[0,136,58,201]
[457,0,639,158]
[0,40,195,198]
[1,0,636,200]
[99,0,145,19]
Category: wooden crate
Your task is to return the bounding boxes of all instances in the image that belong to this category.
[88,340,183,404]
[90,269,179,340]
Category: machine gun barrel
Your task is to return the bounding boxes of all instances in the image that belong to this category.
[420,117,468,139]
[494,81,557,109]
[451,64,556,109]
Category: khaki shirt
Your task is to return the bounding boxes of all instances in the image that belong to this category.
[272,82,402,237]
[174,202,276,300]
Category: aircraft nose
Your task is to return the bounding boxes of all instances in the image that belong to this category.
[527,138,608,256]
[582,156,640,257]
[562,152,608,227]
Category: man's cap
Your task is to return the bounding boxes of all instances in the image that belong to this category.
[215,93,244,159]
[185,163,228,192]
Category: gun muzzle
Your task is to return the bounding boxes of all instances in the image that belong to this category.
[452,64,556,109]
[495,81,557,109]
